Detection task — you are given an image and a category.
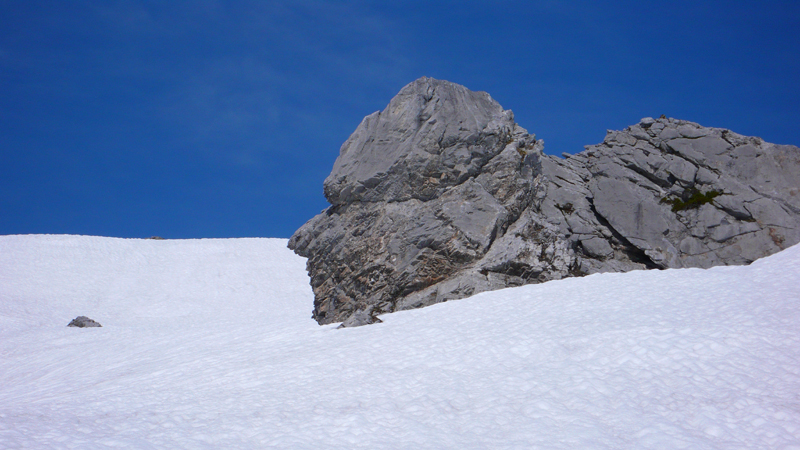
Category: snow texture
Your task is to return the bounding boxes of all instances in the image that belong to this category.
[1,234,799,449]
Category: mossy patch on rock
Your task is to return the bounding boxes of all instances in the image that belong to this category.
[661,188,721,212]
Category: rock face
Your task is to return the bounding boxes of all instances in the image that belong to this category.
[67,316,102,328]
[289,77,800,326]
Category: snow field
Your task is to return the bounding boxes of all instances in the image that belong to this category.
[1,235,799,449]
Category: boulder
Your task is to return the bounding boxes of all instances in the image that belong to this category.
[67,316,102,328]
[290,77,800,326]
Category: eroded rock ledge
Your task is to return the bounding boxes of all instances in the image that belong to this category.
[289,77,800,326]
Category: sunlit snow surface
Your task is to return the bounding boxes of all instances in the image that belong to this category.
[1,235,799,449]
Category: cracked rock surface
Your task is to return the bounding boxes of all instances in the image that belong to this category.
[289,77,800,326]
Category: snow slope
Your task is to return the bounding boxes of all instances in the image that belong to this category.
[1,235,799,449]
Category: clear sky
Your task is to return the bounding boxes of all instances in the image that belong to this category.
[2,1,798,239]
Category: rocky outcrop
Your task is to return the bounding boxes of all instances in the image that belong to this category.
[289,77,800,326]
[541,117,800,273]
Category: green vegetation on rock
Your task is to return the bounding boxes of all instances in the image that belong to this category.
[661,188,721,212]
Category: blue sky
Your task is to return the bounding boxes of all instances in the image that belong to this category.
[2,1,798,239]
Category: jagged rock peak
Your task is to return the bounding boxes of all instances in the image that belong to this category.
[291,78,800,327]
[323,77,525,206]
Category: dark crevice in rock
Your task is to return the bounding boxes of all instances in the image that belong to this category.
[554,175,582,187]
[750,186,800,215]
[715,202,755,222]
[481,262,542,283]
[711,229,762,244]
[623,164,673,189]
[719,130,739,149]
[586,198,664,270]
[662,143,723,176]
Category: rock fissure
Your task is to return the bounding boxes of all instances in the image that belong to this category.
[750,187,800,216]
[663,144,723,177]
[585,198,664,270]
[624,163,674,189]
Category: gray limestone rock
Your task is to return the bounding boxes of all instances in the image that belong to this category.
[290,78,800,326]
[564,117,800,270]
[337,306,382,328]
[290,78,543,324]
[323,77,517,206]
[67,316,102,328]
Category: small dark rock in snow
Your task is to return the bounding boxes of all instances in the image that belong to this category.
[67,316,102,328]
